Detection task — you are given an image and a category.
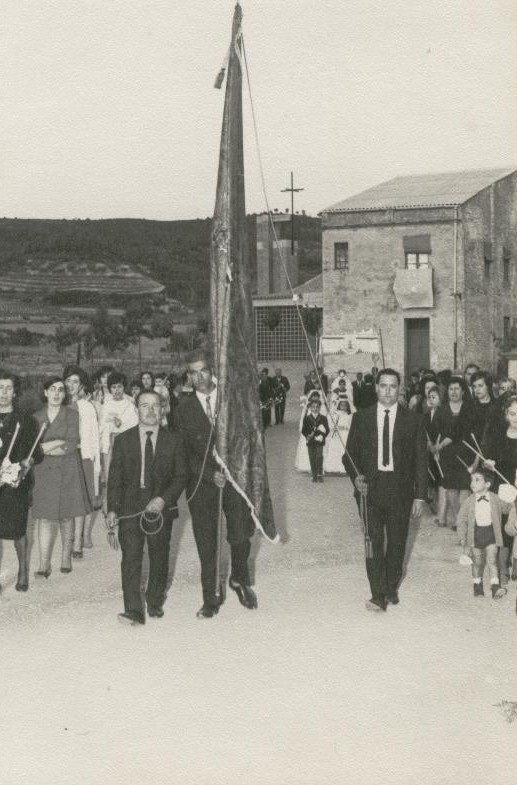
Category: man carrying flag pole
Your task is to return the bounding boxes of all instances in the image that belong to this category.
[177,2,277,619]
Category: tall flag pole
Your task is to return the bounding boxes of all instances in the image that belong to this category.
[211,2,277,542]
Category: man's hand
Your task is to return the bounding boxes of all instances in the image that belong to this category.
[213,470,227,489]
[106,511,118,530]
[483,458,496,471]
[107,528,119,551]
[411,498,425,517]
[146,496,165,515]
[354,474,368,493]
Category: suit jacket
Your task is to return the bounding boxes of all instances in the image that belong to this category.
[258,377,274,404]
[343,403,427,502]
[271,375,290,399]
[457,491,507,547]
[301,413,330,446]
[175,394,219,494]
[107,425,187,520]
[352,380,363,408]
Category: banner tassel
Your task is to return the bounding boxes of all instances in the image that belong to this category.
[213,447,279,543]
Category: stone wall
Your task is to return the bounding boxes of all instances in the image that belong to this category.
[322,214,457,377]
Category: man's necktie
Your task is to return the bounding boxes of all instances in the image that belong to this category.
[144,430,154,489]
[477,495,489,502]
[206,395,214,423]
[382,409,390,466]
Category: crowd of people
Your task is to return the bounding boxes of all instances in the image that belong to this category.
[0,356,516,621]
[0,354,259,625]
[296,362,517,614]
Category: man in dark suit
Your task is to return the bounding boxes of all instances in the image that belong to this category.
[177,350,257,619]
[258,367,274,429]
[271,367,290,425]
[107,390,187,625]
[343,368,427,611]
[352,372,364,409]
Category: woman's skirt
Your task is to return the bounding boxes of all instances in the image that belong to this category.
[32,450,92,520]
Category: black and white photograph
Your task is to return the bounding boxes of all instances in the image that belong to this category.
[1,2,516,784]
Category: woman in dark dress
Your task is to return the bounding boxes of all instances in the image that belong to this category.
[423,384,443,522]
[0,370,43,591]
[470,370,497,446]
[433,376,475,529]
[482,394,517,588]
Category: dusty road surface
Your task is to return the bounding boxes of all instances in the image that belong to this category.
[1,417,516,785]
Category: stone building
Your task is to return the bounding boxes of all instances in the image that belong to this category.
[320,167,517,377]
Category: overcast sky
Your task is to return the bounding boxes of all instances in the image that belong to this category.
[1,0,516,220]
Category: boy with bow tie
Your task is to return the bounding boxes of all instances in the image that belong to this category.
[457,467,512,599]
[301,398,329,483]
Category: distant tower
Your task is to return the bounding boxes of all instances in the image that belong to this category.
[256,213,299,295]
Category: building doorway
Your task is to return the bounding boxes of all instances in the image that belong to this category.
[405,318,430,377]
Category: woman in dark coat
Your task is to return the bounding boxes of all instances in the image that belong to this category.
[433,376,475,529]
[32,377,91,577]
[0,370,43,591]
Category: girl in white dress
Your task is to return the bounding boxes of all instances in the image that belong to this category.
[324,400,353,474]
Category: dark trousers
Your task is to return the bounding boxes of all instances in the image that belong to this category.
[364,473,412,601]
[307,442,324,479]
[189,481,254,607]
[274,399,286,424]
[261,406,271,429]
[118,497,173,615]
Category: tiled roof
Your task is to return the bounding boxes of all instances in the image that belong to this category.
[323,167,517,213]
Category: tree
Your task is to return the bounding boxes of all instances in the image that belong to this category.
[301,307,323,366]
[54,325,82,360]
[264,308,282,331]
[122,299,153,372]
[89,304,129,355]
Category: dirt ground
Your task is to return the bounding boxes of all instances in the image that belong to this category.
[1,401,516,785]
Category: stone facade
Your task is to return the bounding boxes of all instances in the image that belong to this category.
[321,170,517,378]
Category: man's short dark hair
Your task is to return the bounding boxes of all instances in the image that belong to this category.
[464,363,480,374]
[108,371,127,390]
[185,348,213,368]
[376,368,401,385]
[135,389,162,407]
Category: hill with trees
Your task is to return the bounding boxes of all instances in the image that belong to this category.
[0,214,321,309]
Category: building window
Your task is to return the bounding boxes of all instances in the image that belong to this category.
[334,242,349,271]
[504,316,511,345]
[503,246,511,283]
[403,235,431,270]
[484,240,492,280]
[405,252,429,270]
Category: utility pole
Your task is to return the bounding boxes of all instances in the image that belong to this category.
[281,171,304,255]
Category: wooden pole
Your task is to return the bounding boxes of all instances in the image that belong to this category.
[214,485,224,599]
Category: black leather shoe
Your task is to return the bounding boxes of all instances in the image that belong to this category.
[229,578,258,609]
[15,580,29,592]
[60,567,72,574]
[118,611,145,626]
[365,597,387,612]
[386,591,399,605]
[148,606,164,618]
[196,603,219,619]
